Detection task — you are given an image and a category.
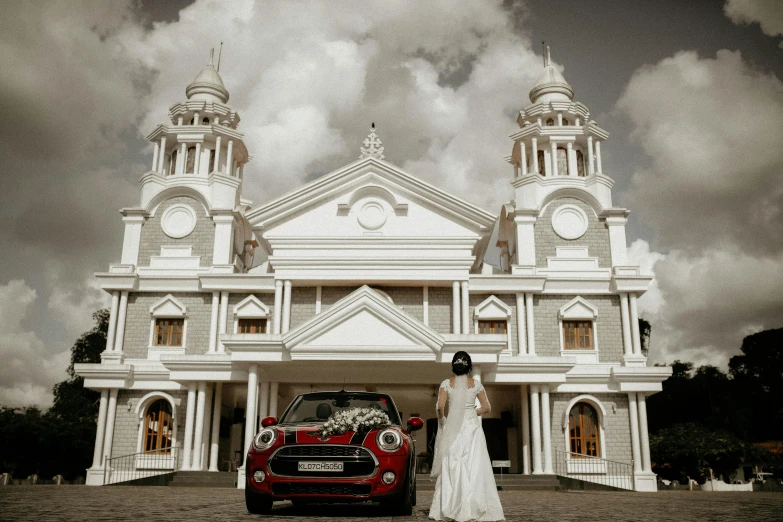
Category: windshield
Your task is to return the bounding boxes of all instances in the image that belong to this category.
[280,393,400,425]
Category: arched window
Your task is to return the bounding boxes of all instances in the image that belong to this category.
[562,118,570,126]
[186,146,196,173]
[208,149,215,173]
[537,150,545,176]
[557,147,568,176]
[569,402,600,457]
[202,117,210,125]
[169,150,177,175]
[576,150,585,177]
[190,117,195,125]
[143,399,173,453]
[546,118,555,126]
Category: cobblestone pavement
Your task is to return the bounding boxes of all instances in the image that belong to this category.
[1,486,783,522]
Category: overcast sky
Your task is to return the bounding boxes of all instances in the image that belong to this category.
[1,0,781,407]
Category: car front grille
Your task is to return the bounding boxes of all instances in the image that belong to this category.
[269,445,377,478]
[272,482,373,497]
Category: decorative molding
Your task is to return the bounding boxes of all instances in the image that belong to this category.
[551,204,588,240]
[149,294,188,317]
[558,296,599,320]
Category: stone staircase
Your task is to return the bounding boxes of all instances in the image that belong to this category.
[168,471,238,488]
[416,474,560,491]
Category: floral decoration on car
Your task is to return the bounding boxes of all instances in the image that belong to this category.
[317,407,391,438]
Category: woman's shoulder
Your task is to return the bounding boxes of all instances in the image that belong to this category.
[440,378,451,389]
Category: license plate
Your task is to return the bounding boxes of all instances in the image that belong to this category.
[298,461,344,472]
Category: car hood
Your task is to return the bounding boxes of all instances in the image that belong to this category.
[276,423,394,445]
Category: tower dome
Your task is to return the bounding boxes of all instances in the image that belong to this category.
[528,46,574,104]
[186,49,229,104]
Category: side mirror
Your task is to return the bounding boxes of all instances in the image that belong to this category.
[407,417,424,432]
[261,416,278,428]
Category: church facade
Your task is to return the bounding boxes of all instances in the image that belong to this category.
[76,47,670,491]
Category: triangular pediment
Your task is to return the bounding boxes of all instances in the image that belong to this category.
[558,296,599,319]
[247,157,496,235]
[282,285,443,360]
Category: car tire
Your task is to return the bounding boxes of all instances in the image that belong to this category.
[245,487,273,515]
[381,469,413,516]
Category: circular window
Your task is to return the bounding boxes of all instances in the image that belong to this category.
[357,201,387,230]
[161,204,197,239]
[551,204,589,240]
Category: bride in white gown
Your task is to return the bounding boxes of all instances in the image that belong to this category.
[429,351,505,522]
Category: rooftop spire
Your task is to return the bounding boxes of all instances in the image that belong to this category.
[359,122,385,160]
[185,49,230,104]
[528,44,574,104]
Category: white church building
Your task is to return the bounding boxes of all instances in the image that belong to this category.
[76,47,670,491]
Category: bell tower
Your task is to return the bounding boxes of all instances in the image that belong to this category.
[116,50,255,278]
[502,46,629,271]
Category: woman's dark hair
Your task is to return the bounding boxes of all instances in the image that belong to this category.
[451,351,473,376]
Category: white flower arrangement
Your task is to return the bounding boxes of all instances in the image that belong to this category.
[317,407,391,437]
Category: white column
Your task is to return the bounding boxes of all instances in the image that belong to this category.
[243,365,259,463]
[516,293,527,355]
[620,293,633,356]
[218,291,229,353]
[214,135,222,172]
[525,293,536,355]
[151,142,160,172]
[208,292,219,353]
[102,389,119,465]
[315,286,322,315]
[258,381,270,426]
[120,216,144,265]
[566,142,575,177]
[273,280,283,334]
[193,143,202,174]
[541,384,553,474]
[200,383,213,470]
[460,281,469,334]
[520,142,528,175]
[530,384,543,474]
[452,282,461,334]
[521,385,531,475]
[225,139,234,173]
[550,142,558,176]
[177,142,186,174]
[269,382,279,418]
[595,140,603,173]
[208,382,223,472]
[587,136,594,176]
[105,292,120,352]
[157,136,167,173]
[282,280,292,333]
[629,293,642,355]
[181,383,197,470]
[557,112,563,126]
[607,217,629,266]
[113,292,128,352]
[191,382,207,470]
[422,286,429,326]
[637,394,652,473]
[91,390,109,468]
[531,137,539,175]
[628,392,642,473]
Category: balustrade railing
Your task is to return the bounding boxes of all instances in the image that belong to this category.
[103,447,178,485]
[554,450,634,491]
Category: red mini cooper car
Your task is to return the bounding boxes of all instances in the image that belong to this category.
[245,390,423,515]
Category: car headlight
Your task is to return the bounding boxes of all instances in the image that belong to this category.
[377,428,402,452]
[252,428,277,450]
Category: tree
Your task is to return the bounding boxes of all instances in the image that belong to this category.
[638,317,651,356]
[729,328,783,442]
[650,423,763,483]
[46,309,108,479]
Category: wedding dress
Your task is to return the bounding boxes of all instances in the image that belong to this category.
[429,375,505,522]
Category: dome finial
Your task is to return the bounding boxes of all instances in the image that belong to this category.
[360,122,385,160]
[528,43,574,104]
[186,48,230,104]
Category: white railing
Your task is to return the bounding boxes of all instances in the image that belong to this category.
[555,450,634,491]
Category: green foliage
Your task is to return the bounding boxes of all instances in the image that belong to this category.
[0,309,108,480]
[638,317,651,356]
